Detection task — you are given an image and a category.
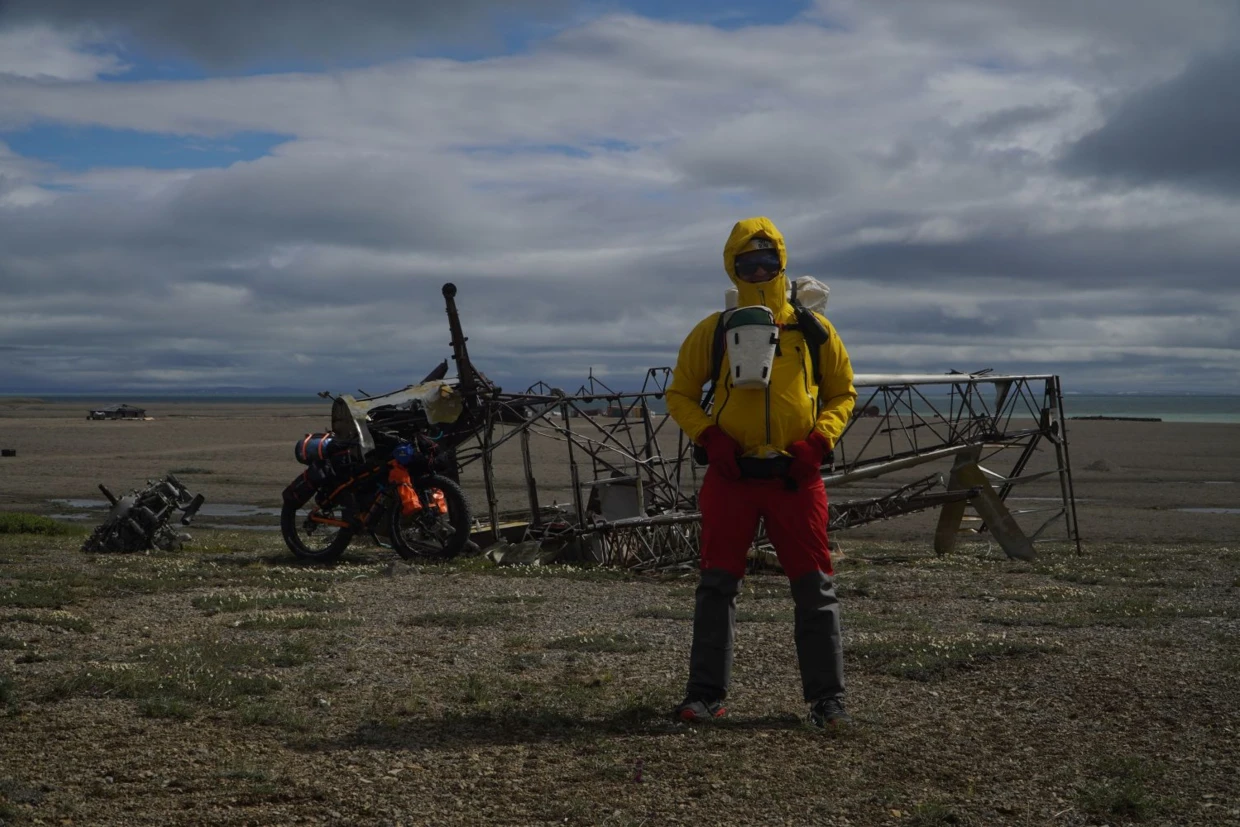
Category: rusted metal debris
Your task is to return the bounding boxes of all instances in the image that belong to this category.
[81,475,206,553]
[321,284,1080,570]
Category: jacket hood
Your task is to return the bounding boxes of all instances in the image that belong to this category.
[723,216,789,317]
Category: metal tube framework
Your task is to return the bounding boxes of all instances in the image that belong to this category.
[440,370,1080,569]
[338,285,1081,570]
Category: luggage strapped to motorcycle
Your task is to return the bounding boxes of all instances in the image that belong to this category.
[699,281,830,412]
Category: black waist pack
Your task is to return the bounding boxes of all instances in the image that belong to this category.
[737,455,793,479]
[694,448,793,479]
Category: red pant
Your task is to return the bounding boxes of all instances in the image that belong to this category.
[698,469,832,580]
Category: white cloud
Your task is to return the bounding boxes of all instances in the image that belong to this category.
[1,5,1238,393]
[0,24,126,81]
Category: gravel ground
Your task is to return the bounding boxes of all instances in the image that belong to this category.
[2,533,1238,826]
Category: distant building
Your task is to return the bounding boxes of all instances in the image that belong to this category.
[87,404,147,421]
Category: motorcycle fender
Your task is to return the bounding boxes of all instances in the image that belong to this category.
[283,471,317,506]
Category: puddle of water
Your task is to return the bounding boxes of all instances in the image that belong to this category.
[1175,507,1240,515]
[49,499,280,517]
[52,499,110,510]
[193,523,281,532]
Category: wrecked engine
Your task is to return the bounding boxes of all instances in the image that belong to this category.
[81,475,205,554]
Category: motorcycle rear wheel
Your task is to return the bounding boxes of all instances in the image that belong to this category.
[390,474,472,561]
[281,498,354,562]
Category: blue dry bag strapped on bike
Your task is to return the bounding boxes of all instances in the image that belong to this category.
[294,432,351,464]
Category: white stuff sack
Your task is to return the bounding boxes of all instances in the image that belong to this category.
[725,306,780,389]
[790,276,829,314]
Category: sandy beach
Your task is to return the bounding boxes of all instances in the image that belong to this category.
[1,397,1237,547]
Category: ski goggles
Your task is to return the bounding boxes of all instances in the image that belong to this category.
[734,250,781,279]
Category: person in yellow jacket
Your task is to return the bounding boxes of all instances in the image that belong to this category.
[666,216,857,727]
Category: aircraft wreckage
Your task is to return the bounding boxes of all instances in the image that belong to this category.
[321,284,1081,571]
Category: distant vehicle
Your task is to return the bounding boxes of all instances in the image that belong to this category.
[87,404,146,420]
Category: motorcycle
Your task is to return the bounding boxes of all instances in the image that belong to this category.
[280,430,471,563]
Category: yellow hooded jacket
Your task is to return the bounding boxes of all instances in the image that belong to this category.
[666,217,856,457]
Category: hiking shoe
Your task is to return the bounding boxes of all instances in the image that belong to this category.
[808,696,851,727]
[673,696,726,723]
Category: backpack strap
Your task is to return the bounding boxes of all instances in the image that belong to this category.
[789,282,829,389]
[699,308,736,412]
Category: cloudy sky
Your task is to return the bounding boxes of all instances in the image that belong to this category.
[2,0,1238,396]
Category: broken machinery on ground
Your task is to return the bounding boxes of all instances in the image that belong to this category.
[321,284,1081,571]
[81,475,206,554]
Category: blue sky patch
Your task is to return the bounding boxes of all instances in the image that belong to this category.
[456,139,640,158]
[613,0,811,29]
[2,125,292,171]
[414,2,815,61]
[456,142,594,158]
[589,139,640,152]
[72,3,818,75]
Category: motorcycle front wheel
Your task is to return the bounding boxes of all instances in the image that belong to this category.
[389,474,472,561]
[280,497,355,562]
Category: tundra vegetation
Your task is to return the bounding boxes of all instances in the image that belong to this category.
[0,523,1237,825]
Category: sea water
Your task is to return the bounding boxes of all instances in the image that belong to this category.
[1059,394,1240,424]
[850,392,1240,424]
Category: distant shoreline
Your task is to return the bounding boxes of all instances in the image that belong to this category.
[5,395,1240,424]
[1068,415,1163,422]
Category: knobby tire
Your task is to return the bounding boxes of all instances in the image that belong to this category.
[389,474,472,561]
[280,495,354,563]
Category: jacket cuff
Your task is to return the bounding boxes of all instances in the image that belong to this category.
[809,431,832,452]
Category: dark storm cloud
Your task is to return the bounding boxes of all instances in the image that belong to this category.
[1060,49,1240,194]
[971,103,1066,137]
[0,0,572,67]
[832,290,1240,351]
[840,0,1239,60]
[830,304,1035,343]
[811,224,1239,289]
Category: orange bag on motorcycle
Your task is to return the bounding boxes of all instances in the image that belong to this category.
[428,488,449,514]
[388,463,422,515]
